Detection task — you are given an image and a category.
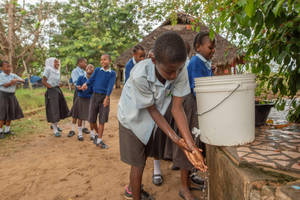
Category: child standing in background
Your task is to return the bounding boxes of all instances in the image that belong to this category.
[0,61,25,139]
[82,54,116,149]
[69,58,89,137]
[72,64,95,141]
[124,45,146,82]
[42,57,70,137]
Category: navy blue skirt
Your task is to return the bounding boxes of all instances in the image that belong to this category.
[0,91,24,121]
[45,87,70,123]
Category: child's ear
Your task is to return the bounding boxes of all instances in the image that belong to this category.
[152,57,156,64]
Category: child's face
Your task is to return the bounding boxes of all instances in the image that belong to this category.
[79,60,87,69]
[156,61,185,81]
[2,63,11,74]
[86,65,94,75]
[196,36,215,61]
[100,55,111,68]
[54,59,60,69]
[134,50,146,63]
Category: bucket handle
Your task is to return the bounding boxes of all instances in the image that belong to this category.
[197,84,241,116]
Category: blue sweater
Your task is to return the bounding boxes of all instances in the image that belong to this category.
[86,67,116,96]
[125,58,134,82]
[76,75,93,98]
[187,55,213,95]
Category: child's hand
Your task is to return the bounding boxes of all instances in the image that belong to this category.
[81,83,88,91]
[103,97,110,107]
[183,148,207,172]
[212,65,217,74]
[178,138,192,152]
[77,85,82,90]
[10,79,18,85]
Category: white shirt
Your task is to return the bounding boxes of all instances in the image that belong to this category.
[71,66,86,83]
[118,59,190,144]
[43,67,60,87]
[0,72,22,93]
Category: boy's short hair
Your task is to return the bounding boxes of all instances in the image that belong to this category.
[77,58,86,64]
[102,54,111,61]
[132,45,145,53]
[86,64,94,68]
[193,32,215,50]
[154,31,187,64]
[0,60,9,67]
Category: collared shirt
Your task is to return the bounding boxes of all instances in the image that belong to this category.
[71,66,86,84]
[118,58,190,145]
[43,67,60,87]
[86,67,116,95]
[125,57,137,82]
[187,54,213,96]
[196,53,212,70]
[100,67,112,72]
[0,72,23,93]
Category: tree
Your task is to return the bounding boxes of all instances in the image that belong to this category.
[0,0,53,75]
[49,0,151,73]
[147,0,300,122]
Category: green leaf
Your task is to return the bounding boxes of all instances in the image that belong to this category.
[273,0,285,16]
[245,0,255,18]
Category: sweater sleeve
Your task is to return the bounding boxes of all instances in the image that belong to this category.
[106,71,116,96]
[124,59,133,83]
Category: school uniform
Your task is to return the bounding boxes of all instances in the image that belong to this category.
[0,72,24,121]
[71,75,92,121]
[118,58,190,167]
[124,57,136,83]
[71,66,86,103]
[87,67,116,124]
[166,54,213,170]
[43,66,70,123]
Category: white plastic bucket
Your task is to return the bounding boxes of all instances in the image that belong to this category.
[194,74,256,146]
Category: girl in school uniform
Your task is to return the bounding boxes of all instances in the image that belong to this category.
[72,64,95,141]
[42,57,70,137]
[124,45,146,82]
[0,61,25,139]
[165,32,216,199]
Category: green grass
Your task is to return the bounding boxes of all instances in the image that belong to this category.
[0,87,74,151]
[15,87,74,112]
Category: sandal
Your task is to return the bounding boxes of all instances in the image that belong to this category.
[152,174,163,186]
[82,128,90,134]
[179,190,199,200]
[68,131,75,137]
[77,135,84,141]
[55,132,61,137]
[190,174,205,186]
[124,185,155,200]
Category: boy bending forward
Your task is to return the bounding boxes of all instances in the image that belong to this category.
[118,32,207,200]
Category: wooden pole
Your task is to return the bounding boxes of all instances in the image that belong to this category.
[65,64,71,91]
[23,59,32,90]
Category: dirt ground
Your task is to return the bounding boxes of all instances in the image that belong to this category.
[0,89,207,200]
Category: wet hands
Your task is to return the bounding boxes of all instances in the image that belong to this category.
[182,144,207,172]
[177,139,207,171]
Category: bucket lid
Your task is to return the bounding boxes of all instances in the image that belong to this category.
[195,74,256,86]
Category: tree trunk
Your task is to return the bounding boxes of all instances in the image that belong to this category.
[8,0,16,72]
[23,59,32,90]
[65,64,71,91]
